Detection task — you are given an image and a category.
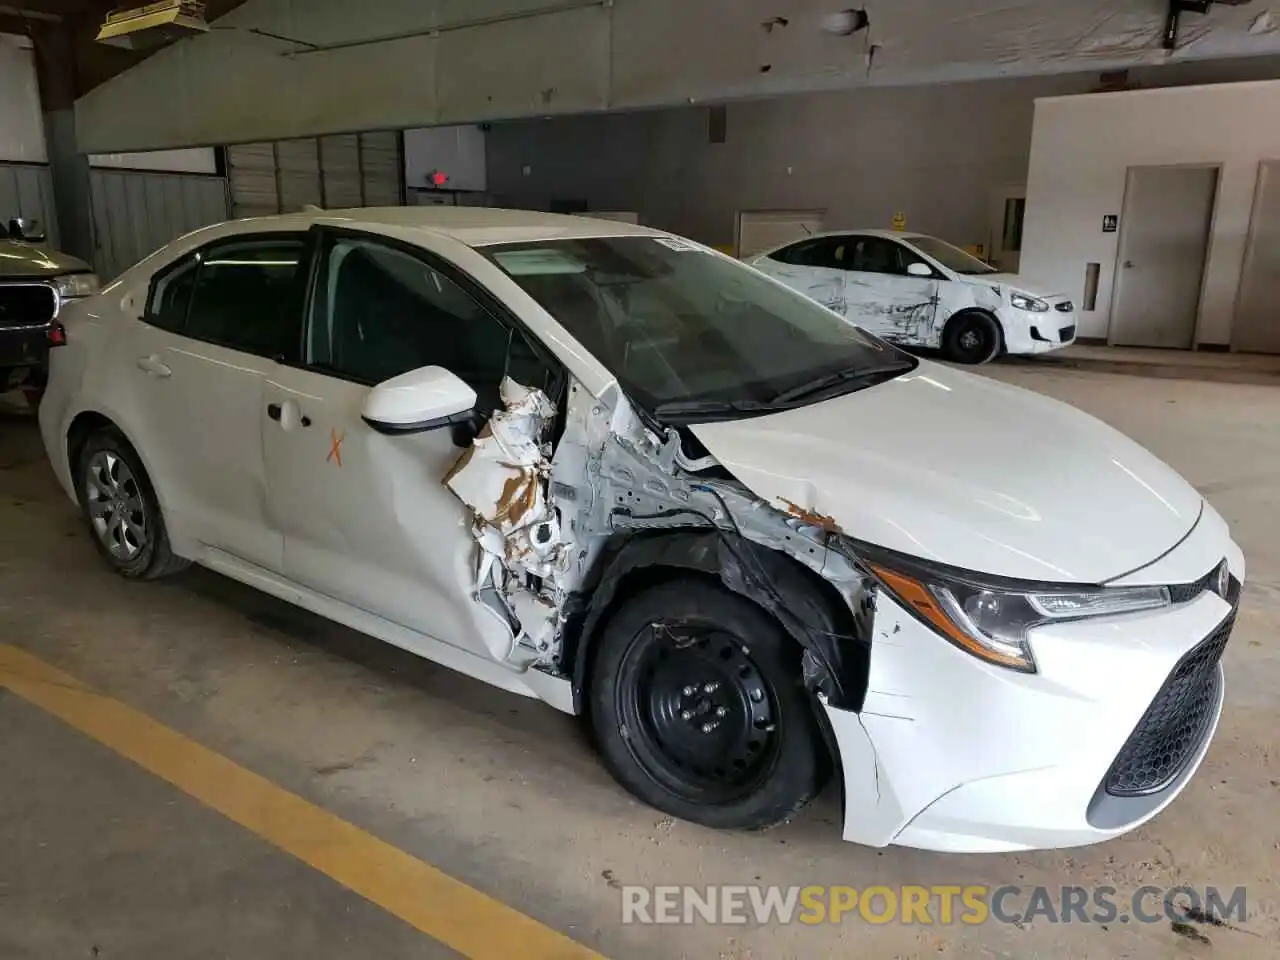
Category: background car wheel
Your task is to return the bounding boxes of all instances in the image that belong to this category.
[76,428,189,580]
[589,579,828,831]
[942,311,1002,365]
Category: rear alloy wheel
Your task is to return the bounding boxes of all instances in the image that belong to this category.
[942,311,1002,365]
[590,580,827,831]
[77,429,189,580]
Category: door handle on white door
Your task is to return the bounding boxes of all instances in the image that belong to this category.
[269,398,313,430]
[1123,261,1135,269]
[136,354,171,378]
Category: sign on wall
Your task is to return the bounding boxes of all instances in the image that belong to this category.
[1103,214,1119,233]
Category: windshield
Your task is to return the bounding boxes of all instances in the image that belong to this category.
[907,235,998,275]
[485,236,914,422]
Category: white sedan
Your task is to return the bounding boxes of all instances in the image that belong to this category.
[39,208,1241,852]
[748,229,1078,364]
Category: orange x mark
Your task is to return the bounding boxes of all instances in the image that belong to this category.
[327,428,346,467]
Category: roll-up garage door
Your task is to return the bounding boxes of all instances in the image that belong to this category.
[228,132,405,217]
[226,143,279,219]
[319,135,362,208]
[360,131,404,207]
[89,169,230,281]
[735,210,826,259]
[276,138,323,212]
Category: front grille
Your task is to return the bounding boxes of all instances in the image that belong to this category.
[1102,613,1233,797]
[1056,301,1074,312]
[1059,325,1076,342]
[0,283,57,329]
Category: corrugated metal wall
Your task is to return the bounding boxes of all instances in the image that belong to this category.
[0,163,60,247]
[89,169,230,281]
[227,132,405,218]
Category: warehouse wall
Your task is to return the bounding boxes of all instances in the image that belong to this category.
[487,76,1076,251]
[1022,78,1280,347]
[487,55,1280,254]
[88,167,230,281]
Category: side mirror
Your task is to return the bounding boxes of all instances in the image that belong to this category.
[361,366,477,435]
[906,262,933,278]
[8,217,46,243]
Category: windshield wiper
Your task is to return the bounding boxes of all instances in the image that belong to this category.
[652,398,778,421]
[770,361,916,405]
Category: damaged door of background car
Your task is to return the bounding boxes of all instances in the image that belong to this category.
[843,235,941,343]
[263,229,559,664]
[755,236,852,317]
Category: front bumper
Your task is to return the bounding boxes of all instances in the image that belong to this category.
[0,325,51,378]
[826,509,1242,853]
[1001,306,1078,355]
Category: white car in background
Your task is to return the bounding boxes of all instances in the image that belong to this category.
[749,229,1077,364]
[39,209,1240,853]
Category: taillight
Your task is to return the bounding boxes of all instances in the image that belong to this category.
[47,321,67,347]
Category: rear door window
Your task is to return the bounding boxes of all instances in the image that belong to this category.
[183,235,307,360]
[770,237,849,270]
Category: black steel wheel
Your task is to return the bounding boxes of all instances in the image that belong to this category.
[590,580,827,831]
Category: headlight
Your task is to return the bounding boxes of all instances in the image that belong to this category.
[1010,291,1049,312]
[851,545,1170,673]
[53,273,100,300]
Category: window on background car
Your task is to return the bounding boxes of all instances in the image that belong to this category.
[183,236,306,358]
[307,237,551,410]
[768,237,848,270]
[908,235,998,275]
[849,237,910,276]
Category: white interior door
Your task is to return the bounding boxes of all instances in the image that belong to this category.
[988,184,1026,273]
[1109,165,1218,349]
[1232,160,1280,355]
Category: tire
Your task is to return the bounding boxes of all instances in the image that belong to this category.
[75,428,189,580]
[589,579,827,831]
[942,310,1002,365]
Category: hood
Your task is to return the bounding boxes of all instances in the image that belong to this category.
[688,362,1203,583]
[973,272,1067,299]
[0,240,91,279]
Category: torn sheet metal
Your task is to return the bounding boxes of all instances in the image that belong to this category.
[445,379,557,560]
[445,377,568,656]
[445,369,875,707]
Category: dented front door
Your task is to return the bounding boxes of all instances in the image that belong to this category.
[256,226,538,664]
[261,365,514,660]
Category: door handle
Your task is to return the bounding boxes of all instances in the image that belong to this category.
[267,400,312,428]
[1123,261,1135,269]
[136,354,171,378]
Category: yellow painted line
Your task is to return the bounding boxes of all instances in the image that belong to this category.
[0,643,604,960]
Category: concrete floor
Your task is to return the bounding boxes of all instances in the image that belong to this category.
[1,365,1277,958]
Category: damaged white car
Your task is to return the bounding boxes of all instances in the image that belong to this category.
[39,209,1242,853]
[748,230,1078,364]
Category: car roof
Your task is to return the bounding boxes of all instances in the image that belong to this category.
[763,228,931,249]
[215,206,667,248]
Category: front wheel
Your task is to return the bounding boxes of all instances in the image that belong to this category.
[589,580,828,831]
[942,311,1002,365]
